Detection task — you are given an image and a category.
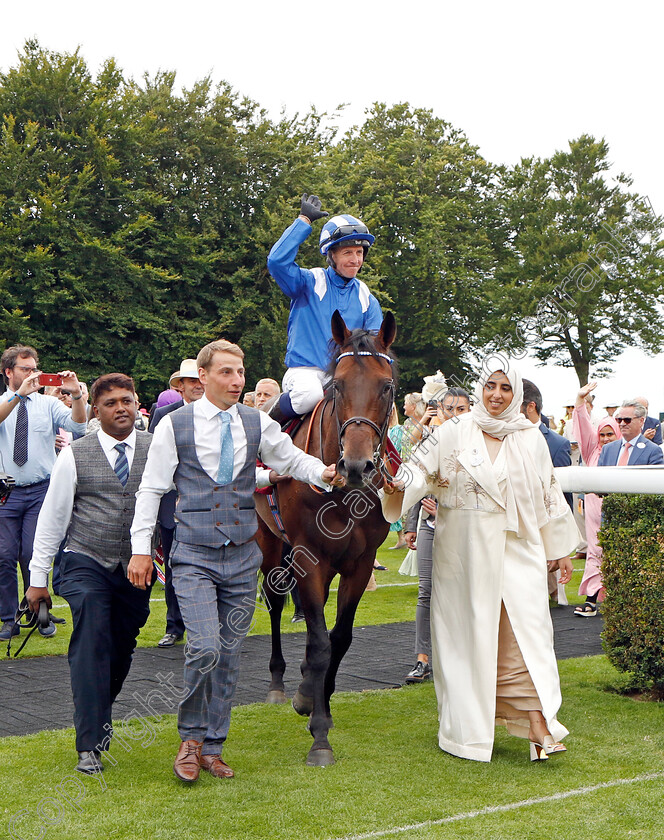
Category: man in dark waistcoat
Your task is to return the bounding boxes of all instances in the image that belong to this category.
[128,339,338,782]
[27,373,153,774]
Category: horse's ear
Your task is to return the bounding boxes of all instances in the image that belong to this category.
[331,310,351,346]
[378,311,396,350]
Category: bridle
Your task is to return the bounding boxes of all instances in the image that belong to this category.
[331,350,395,471]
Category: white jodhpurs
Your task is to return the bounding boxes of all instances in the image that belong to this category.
[282,367,328,415]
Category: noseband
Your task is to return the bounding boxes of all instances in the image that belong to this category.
[332,351,395,469]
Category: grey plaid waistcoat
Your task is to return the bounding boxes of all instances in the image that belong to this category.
[170,402,261,547]
[67,431,152,570]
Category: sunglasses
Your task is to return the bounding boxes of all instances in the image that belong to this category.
[615,417,635,424]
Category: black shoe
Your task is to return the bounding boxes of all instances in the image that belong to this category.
[158,633,184,647]
[76,751,103,774]
[291,611,306,624]
[0,621,20,641]
[405,661,432,684]
[374,563,387,571]
[49,612,66,625]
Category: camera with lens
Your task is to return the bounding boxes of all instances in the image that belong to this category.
[1,472,15,506]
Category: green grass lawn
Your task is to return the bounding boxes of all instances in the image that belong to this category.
[10,539,589,657]
[1,657,663,840]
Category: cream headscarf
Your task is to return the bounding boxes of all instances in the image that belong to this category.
[472,365,550,543]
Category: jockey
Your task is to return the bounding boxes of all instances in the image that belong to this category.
[267,193,383,424]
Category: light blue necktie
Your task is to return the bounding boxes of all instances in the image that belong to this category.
[114,442,129,486]
[216,412,234,485]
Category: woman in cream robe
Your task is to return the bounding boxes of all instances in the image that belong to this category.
[382,366,579,762]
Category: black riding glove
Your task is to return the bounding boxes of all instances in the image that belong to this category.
[300,194,329,223]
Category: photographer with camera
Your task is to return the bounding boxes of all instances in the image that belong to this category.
[0,345,87,641]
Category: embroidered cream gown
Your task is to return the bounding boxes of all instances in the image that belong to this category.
[382,415,579,762]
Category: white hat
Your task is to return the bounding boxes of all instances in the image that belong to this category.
[421,370,448,403]
[169,359,200,388]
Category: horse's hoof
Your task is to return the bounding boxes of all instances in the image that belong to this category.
[266,690,288,704]
[292,690,314,717]
[306,749,335,767]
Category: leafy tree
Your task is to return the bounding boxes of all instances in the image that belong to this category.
[320,103,509,392]
[493,135,664,384]
[0,42,335,397]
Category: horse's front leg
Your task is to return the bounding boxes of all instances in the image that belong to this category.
[291,566,335,766]
[324,557,374,716]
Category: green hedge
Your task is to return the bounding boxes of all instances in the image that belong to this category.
[600,494,664,693]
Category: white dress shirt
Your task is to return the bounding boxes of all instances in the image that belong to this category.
[29,430,138,587]
[131,396,329,555]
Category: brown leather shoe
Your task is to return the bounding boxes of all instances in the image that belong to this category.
[173,739,202,782]
[200,754,235,778]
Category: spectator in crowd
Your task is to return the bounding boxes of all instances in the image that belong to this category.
[128,338,338,782]
[387,393,430,549]
[254,378,280,411]
[438,387,472,423]
[557,404,575,440]
[383,365,577,763]
[602,400,619,418]
[521,379,573,603]
[26,373,153,774]
[147,383,182,428]
[148,358,203,648]
[634,396,662,445]
[572,382,621,617]
[598,399,663,467]
[243,391,256,407]
[134,394,149,431]
[0,345,87,641]
[521,380,572,493]
[402,387,472,684]
[45,384,88,450]
[557,401,586,556]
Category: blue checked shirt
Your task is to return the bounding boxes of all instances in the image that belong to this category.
[0,391,87,486]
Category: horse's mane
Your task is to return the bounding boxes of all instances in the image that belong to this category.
[325,329,398,389]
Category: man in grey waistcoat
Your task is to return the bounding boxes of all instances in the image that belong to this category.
[27,373,152,774]
[128,339,339,782]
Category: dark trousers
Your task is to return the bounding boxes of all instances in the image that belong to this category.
[0,480,49,621]
[160,525,185,637]
[58,551,151,751]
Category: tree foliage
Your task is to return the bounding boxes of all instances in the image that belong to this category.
[321,103,508,391]
[1,43,662,400]
[493,135,664,385]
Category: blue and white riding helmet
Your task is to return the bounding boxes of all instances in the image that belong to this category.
[319,214,375,256]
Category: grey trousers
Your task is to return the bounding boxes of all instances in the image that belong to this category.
[415,524,434,658]
[171,538,261,755]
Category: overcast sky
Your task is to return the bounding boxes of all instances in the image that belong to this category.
[2,1,663,415]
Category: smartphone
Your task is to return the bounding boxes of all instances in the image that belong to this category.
[39,373,63,387]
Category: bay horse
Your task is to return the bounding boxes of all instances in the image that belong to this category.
[255,310,397,766]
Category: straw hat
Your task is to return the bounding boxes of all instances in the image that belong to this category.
[169,359,200,389]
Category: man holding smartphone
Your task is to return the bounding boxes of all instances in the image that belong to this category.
[0,344,87,640]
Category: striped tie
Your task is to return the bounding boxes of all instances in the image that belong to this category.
[216,412,234,485]
[114,442,129,486]
[13,398,29,466]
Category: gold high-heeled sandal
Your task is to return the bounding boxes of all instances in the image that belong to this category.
[530,735,567,761]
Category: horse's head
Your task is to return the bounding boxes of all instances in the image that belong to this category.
[329,310,397,489]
